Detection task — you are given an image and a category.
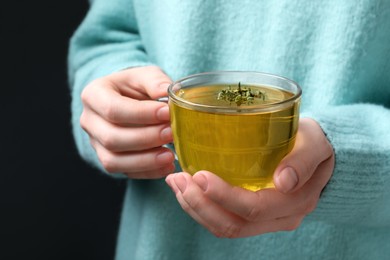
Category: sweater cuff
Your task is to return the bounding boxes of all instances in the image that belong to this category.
[301,104,390,226]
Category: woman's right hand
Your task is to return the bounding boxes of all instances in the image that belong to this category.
[80,66,175,179]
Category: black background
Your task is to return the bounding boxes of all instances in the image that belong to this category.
[2,1,126,259]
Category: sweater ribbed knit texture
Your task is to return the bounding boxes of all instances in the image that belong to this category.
[68,0,390,259]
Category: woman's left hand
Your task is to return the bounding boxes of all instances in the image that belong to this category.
[165,118,334,238]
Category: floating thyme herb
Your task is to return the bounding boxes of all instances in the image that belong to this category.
[217,82,266,106]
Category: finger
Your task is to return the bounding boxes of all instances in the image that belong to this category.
[117,66,172,100]
[166,172,246,238]
[192,171,315,221]
[81,110,173,152]
[166,173,305,238]
[273,118,334,193]
[81,84,170,125]
[92,141,175,177]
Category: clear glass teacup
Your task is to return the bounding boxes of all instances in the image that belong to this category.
[168,71,301,191]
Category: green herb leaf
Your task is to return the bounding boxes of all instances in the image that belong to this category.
[217,82,265,106]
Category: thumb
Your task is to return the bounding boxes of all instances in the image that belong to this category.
[273,118,334,193]
[125,66,172,100]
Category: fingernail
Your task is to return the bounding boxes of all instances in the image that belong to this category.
[157,106,170,121]
[160,126,173,142]
[156,150,174,164]
[194,173,208,192]
[277,167,298,193]
[174,173,187,193]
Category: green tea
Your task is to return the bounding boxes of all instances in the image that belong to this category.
[169,84,300,191]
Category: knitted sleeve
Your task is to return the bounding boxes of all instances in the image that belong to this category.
[68,0,152,174]
[303,103,390,227]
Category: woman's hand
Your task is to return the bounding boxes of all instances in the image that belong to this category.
[80,66,175,179]
[166,118,334,238]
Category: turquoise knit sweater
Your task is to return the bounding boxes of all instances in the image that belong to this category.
[68,1,390,259]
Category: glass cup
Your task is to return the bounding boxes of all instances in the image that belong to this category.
[168,71,301,191]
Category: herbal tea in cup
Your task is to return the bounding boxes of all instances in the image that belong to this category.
[168,71,301,191]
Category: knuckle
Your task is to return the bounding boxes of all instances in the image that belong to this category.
[79,112,88,130]
[81,80,100,105]
[213,222,241,239]
[208,226,226,238]
[244,192,266,221]
[245,204,264,222]
[98,152,117,173]
[303,196,319,215]
[283,216,304,231]
[210,229,223,238]
[178,200,192,212]
[177,185,204,213]
[317,133,332,156]
[80,87,90,105]
[99,131,118,151]
[295,191,319,215]
[102,98,119,123]
[223,223,241,238]
[185,194,203,212]
[324,140,334,158]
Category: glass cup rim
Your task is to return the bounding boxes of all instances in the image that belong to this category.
[168,71,302,114]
